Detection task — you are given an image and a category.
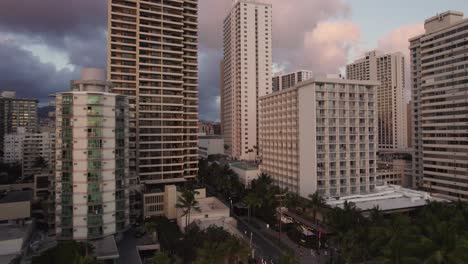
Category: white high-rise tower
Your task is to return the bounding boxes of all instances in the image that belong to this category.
[221,0,272,160]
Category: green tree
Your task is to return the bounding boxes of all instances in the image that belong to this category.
[176,188,201,229]
[307,192,326,224]
[278,252,298,264]
[145,221,158,243]
[154,251,172,264]
[244,192,262,222]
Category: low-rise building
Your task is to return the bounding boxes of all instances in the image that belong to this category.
[326,185,448,214]
[199,135,224,159]
[177,196,232,232]
[229,162,260,187]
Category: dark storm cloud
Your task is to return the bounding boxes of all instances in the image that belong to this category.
[0,41,78,102]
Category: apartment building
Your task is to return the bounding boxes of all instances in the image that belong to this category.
[410,11,468,199]
[3,128,25,164]
[107,0,199,218]
[259,77,379,198]
[272,70,313,92]
[0,92,38,158]
[55,68,130,240]
[347,50,407,150]
[22,132,55,178]
[221,0,272,160]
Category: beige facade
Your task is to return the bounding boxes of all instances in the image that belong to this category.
[259,77,379,198]
[272,70,313,92]
[55,68,130,240]
[107,0,199,220]
[222,0,272,160]
[22,132,55,178]
[410,11,468,200]
[347,50,408,150]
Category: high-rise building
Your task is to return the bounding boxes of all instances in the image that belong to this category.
[0,92,38,158]
[347,50,408,150]
[221,0,272,160]
[259,77,379,198]
[272,70,313,92]
[55,68,130,240]
[107,0,199,218]
[3,128,26,165]
[410,10,468,199]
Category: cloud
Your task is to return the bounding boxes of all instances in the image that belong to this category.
[377,24,424,59]
[0,41,78,102]
[303,21,361,73]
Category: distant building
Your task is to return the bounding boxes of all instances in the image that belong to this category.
[198,120,221,136]
[259,76,379,198]
[55,68,130,240]
[3,128,26,164]
[229,161,260,187]
[378,150,413,188]
[22,132,55,178]
[221,0,272,160]
[272,70,313,92]
[0,91,38,158]
[347,50,408,150]
[410,10,468,199]
[199,135,224,159]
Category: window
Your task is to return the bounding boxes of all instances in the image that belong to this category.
[87,95,102,104]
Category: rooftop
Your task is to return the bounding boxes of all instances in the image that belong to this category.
[0,190,33,204]
[230,162,258,171]
[326,185,449,212]
[196,197,229,213]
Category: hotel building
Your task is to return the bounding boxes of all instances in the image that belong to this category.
[410,11,468,199]
[221,0,272,160]
[347,50,408,150]
[107,0,199,218]
[272,70,313,92]
[55,68,130,240]
[259,77,379,198]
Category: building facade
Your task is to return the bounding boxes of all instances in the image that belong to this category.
[259,77,379,198]
[22,132,55,178]
[347,51,408,150]
[272,70,313,92]
[199,135,224,159]
[107,0,199,218]
[410,11,468,199]
[55,68,130,240]
[221,0,272,160]
[3,128,25,164]
[0,92,38,159]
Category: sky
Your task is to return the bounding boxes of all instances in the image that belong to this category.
[0,0,467,121]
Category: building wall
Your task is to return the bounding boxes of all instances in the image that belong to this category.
[107,0,199,189]
[22,132,55,178]
[272,70,313,92]
[0,201,30,221]
[260,78,379,198]
[222,0,272,160]
[3,133,25,164]
[347,51,408,150]
[199,137,224,159]
[410,11,468,200]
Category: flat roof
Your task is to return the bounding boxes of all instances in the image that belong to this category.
[0,190,32,204]
[326,185,449,212]
[94,236,119,260]
[230,162,258,171]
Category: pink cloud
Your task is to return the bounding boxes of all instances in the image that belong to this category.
[303,21,361,73]
[377,24,424,58]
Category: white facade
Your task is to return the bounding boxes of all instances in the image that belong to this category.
[347,50,408,150]
[199,136,224,159]
[55,68,130,240]
[259,77,379,198]
[272,70,313,92]
[3,131,25,164]
[229,162,260,187]
[410,11,468,200]
[222,0,272,160]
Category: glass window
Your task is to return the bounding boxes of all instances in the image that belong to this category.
[88,139,102,148]
[88,150,102,159]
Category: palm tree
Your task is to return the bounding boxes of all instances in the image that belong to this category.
[194,241,227,264]
[285,192,301,211]
[176,188,201,230]
[244,192,262,223]
[224,237,250,264]
[307,192,326,224]
[145,221,158,243]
